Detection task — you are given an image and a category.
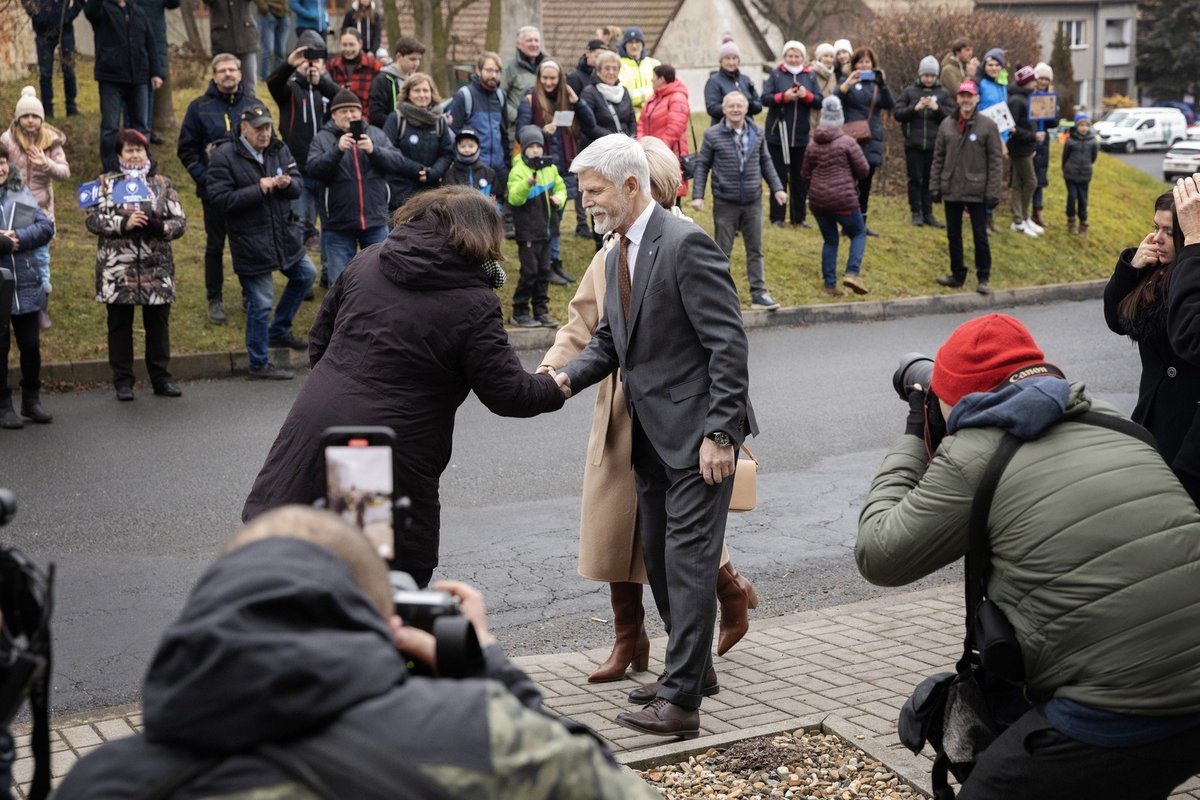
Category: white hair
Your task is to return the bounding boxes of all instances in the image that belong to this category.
[517,26,540,40]
[571,134,651,199]
[722,90,748,107]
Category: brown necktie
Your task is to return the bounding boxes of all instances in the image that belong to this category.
[618,234,632,323]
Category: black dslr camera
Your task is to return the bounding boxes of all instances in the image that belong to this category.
[526,155,553,171]
[893,353,947,458]
[390,571,482,679]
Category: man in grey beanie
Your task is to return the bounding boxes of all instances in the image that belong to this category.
[893,55,950,227]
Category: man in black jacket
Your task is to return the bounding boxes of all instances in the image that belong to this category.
[267,32,340,251]
[19,0,84,119]
[54,506,659,799]
[84,0,163,171]
[206,104,315,380]
[179,53,257,325]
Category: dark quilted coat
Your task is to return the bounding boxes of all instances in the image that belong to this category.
[801,125,869,212]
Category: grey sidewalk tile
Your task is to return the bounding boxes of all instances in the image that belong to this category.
[59,724,103,750]
[824,685,895,706]
[845,712,896,736]
[93,718,138,741]
[49,750,77,778]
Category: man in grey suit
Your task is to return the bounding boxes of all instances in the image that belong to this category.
[553,134,757,738]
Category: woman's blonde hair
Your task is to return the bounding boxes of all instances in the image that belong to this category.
[398,72,441,106]
[639,136,681,208]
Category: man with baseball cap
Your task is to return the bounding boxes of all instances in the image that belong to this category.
[857,312,1200,799]
[205,102,317,380]
[930,80,1002,294]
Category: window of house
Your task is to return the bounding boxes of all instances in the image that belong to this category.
[1105,19,1130,47]
[1062,20,1086,49]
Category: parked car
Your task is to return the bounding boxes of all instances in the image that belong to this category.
[1095,107,1188,153]
[1164,141,1200,182]
[1154,100,1196,125]
[1188,121,1200,141]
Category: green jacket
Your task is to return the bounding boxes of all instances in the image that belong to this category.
[857,383,1200,715]
[507,156,567,242]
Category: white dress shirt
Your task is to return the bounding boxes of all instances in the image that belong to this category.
[620,199,657,283]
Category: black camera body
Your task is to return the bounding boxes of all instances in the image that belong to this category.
[894,353,947,457]
[525,155,553,171]
[349,119,366,140]
[303,47,327,61]
[389,572,482,679]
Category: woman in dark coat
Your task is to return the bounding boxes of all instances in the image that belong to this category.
[242,187,565,585]
[837,46,894,237]
[1104,191,1200,503]
[380,72,453,210]
[579,51,635,145]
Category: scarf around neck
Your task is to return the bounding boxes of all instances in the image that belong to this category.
[398,102,441,128]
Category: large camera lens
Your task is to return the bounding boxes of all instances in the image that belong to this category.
[893,353,935,400]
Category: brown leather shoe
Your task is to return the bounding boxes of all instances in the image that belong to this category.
[588,582,651,682]
[616,697,700,739]
[842,274,869,295]
[629,667,719,704]
[716,562,758,656]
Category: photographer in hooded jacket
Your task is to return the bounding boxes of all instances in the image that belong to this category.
[857,313,1200,799]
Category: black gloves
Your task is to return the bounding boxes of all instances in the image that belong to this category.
[986,196,1000,210]
[931,191,942,204]
[143,214,165,237]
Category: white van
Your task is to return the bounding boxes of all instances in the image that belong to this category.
[1095,107,1188,153]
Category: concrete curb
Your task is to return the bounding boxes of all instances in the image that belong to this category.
[12,281,1106,389]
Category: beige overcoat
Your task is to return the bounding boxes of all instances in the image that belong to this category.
[542,232,729,583]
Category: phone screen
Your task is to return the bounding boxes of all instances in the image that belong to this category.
[349,119,365,139]
[325,440,394,559]
[859,70,876,82]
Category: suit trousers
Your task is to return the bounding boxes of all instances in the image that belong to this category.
[631,415,732,710]
[107,303,171,388]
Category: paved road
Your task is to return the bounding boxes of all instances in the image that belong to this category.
[0,298,1141,716]
[1111,149,1169,182]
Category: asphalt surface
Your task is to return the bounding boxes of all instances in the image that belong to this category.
[0,298,1141,717]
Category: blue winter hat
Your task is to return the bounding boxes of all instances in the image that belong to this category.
[622,27,646,45]
[1074,112,1090,124]
[983,48,1005,68]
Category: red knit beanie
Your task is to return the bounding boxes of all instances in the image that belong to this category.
[931,314,1046,405]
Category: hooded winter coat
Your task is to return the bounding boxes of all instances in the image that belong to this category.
[54,537,659,799]
[567,54,597,97]
[1062,125,1099,184]
[892,80,951,151]
[267,62,340,172]
[579,81,636,144]
[500,49,545,135]
[446,76,509,175]
[86,171,186,304]
[368,63,408,128]
[241,215,565,569]
[204,136,303,276]
[761,64,823,148]
[0,125,68,222]
[808,60,838,131]
[1006,82,1038,158]
[177,80,257,194]
[617,29,659,112]
[858,380,1200,716]
[801,125,869,212]
[637,79,691,196]
[306,120,405,230]
[0,167,54,316]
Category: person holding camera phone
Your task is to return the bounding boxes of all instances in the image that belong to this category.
[892,56,950,228]
[56,506,659,799]
[836,46,894,237]
[857,313,1200,799]
[306,87,403,286]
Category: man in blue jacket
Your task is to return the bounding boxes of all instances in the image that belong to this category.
[447,51,510,200]
[178,53,257,325]
[19,0,84,120]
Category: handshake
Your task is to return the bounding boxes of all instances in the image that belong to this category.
[537,365,572,398]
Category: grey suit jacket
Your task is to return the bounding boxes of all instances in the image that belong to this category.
[562,203,757,470]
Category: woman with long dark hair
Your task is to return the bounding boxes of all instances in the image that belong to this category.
[1104,191,1200,502]
[243,187,565,586]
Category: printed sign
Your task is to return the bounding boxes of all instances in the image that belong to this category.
[980,102,1016,134]
[77,179,102,209]
[112,178,153,204]
[1029,92,1058,122]
[553,110,575,127]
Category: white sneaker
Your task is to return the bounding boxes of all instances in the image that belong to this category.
[1011,221,1039,238]
[1024,218,1045,235]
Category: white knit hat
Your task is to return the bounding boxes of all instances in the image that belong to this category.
[781,40,807,61]
[814,42,835,61]
[15,86,44,121]
[1034,62,1053,80]
[833,39,852,55]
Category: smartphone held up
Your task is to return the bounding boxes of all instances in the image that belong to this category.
[322,427,396,560]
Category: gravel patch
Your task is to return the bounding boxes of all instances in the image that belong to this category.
[635,728,927,799]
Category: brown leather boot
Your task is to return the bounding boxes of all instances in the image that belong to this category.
[1079,222,1088,237]
[588,582,650,682]
[716,563,759,656]
[1032,205,1047,228]
[1067,217,1077,234]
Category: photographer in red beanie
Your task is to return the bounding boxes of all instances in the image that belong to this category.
[856,312,1200,799]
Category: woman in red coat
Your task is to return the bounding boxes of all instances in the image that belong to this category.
[636,63,691,200]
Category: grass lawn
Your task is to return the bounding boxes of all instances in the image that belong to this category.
[0,60,1168,365]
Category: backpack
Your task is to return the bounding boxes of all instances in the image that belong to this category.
[0,499,55,800]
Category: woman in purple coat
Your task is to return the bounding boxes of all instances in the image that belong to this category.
[242,187,564,585]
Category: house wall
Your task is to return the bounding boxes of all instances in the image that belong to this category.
[655,0,775,113]
[0,4,38,83]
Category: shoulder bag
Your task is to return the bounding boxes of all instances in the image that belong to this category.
[679,121,700,181]
[728,444,759,512]
[843,85,877,144]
